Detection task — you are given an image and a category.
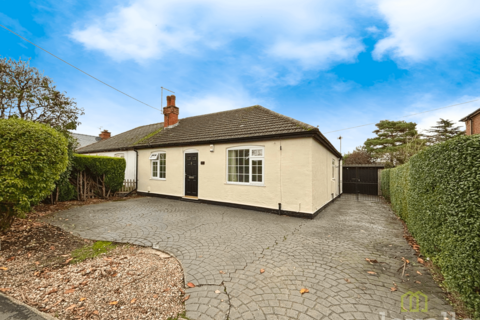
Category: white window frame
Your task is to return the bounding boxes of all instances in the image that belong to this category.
[226,146,265,186]
[150,151,166,180]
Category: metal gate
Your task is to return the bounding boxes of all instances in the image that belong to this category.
[342,166,380,195]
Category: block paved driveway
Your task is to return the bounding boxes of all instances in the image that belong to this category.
[46,197,453,320]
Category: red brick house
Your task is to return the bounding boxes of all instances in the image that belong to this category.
[460,108,480,135]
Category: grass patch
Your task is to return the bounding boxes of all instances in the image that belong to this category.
[71,241,116,264]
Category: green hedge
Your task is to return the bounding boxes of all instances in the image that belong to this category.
[382,135,480,317]
[0,119,68,228]
[380,169,391,201]
[73,154,126,192]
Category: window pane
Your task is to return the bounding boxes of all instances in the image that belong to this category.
[244,175,249,183]
[152,161,158,178]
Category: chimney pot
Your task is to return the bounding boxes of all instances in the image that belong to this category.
[163,95,179,128]
[99,130,111,140]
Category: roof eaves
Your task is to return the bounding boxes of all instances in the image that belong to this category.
[460,108,480,121]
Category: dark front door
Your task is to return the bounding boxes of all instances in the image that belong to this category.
[342,166,379,195]
[185,153,198,197]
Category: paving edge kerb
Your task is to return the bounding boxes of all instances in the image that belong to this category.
[0,292,57,320]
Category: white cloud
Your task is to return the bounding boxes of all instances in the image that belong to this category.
[71,0,364,67]
[372,0,480,61]
[410,99,480,134]
[268,37,364,69]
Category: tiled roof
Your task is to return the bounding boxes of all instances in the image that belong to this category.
[71,133,101,149]
[76,123,163,153]
[77,106,341,157]
[460,108,480,121]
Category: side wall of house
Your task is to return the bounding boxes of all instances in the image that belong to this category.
[311,139,341,213]
[82,150,136,181]
[137,137,315,214]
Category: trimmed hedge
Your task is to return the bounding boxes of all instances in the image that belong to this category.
[380,169,391,201]
[382,135,480,317]
[73,154,126,192]
[0,119,68,228]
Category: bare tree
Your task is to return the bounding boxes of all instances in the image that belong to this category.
[343,146,374,165]
[0,57,84,131]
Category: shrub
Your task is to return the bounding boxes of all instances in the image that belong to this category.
[73,154,126,192]
[0,119,68,229]
[380,169,391,201]
[383,135,480,317]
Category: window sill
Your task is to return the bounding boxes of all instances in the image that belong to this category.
[225,182,265,187]
[150,178,166,181]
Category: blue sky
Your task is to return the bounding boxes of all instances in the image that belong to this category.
[2,0,480,153]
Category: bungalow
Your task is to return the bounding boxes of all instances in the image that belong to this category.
[77,96,342,218]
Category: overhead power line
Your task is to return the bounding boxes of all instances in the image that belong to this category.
[324,99,478,134]
[0,24,161,112]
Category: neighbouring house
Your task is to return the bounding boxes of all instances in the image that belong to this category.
[460,108,480,135]
[77,96,342,218]
[71,132,102,150]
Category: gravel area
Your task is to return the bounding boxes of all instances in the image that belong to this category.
[0,199,186,320]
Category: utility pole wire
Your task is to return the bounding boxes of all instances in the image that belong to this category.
[0,24,161,112]
[324,99,478,134]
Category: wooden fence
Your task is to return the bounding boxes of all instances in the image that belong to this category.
[119,179,136,193]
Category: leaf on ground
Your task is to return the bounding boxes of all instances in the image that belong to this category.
[183,295,190,301]
[6,257,15,262]
[153,294,158,298]
[179,288,185,294]
[112,273,118,277]
[416,271,422,275]
[414,280,421,284]
[417,257,424,264]
[35,261,40,265]
[64,289,75,294]
[219,270,225,274]
[187,282,195,288]
[109,301,118,305]
[0,267,8,271]
[163,288,170,293]
[65,258,73,264]
[300,288,309,294]
[365,258,378,264]
[79,297,86,301]
[0,288,10,293]
[344,278,350,283]
[93,311,99,315]
[130,298,136,304]
[47,289,57,295]
[66,304,76,311]
[104,258,112,261]
[367,271,377,275]
[215,290,221,294]
[260,269,265,274]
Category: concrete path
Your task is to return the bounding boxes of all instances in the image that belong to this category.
[0,293,53,320]
[45,197,454,320]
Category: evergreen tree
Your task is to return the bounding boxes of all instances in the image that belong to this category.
[364,120,417,167]
[426,118,464,144]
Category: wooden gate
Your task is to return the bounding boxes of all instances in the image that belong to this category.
[342,165,383,196]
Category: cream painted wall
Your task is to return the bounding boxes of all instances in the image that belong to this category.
[137,137,317,213]
[83,150,136,181]
[311,139,341,212]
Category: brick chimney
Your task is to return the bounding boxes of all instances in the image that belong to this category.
[163,95,179,128]
[99,130,111,140]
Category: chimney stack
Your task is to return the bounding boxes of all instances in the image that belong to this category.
[163,95,179,128]
[99,130,111,140]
